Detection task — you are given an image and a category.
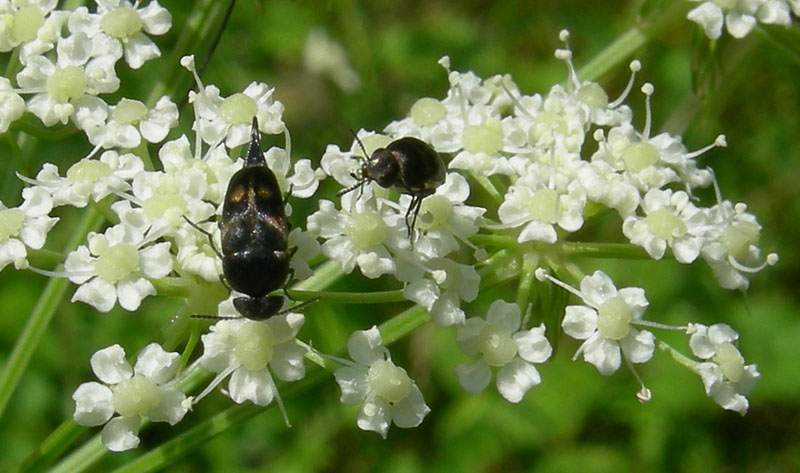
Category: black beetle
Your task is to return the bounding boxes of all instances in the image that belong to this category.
[187,117,309,320]
[339,134,446,238]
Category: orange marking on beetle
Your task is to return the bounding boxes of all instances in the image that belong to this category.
[227,186,247,204]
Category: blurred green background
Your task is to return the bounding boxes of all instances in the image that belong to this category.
[1,0,799,472]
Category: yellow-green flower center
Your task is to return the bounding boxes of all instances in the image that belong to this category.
[12,6,44,43]
[345,212,386,249]
[720,221,760,259]
[410,97,446,126]
[645,209,687,241]
[527,188,558,223]
[233,322,275,371]
[576,83,609,109]
[94,242,140,283]
[712,0,737,11]
[529,110,567,145]
[100,7,143,39]
[463,118,503,155]
[46,65,88,103]
[622,142,660,172]
[416,195,452,231]
[218,93,257,126]
[713,342,745,383]
[478,324,518,367]
[113,374,161,418]
[66,159,112,185]
[597,295,633,340]
[111,98,148,125]
[367,359,412,403]
[0,208,25,242]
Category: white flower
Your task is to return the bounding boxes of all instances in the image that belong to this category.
[110,166,216,240]
[455,300,552,403]
[688,0,792,39]
[189,80,285,148]
[91,0,172,69]
[64,223,173,312]
[622,188,706,263]
[72,343,187,452]
[497,165,586,244]
[0,77,25,132]
[21,150,143,208]
[0,0,58,52]
[82,96,178,148]
[0,187,58,271]
[306,191,399,279]
[403,258,480,327]
[302,28,361,93]
[264,146,325,199]
[700,200,778,290]
[686,323,760,415]
[334,326,430,438]
[576,160,640,218]
[198,309,306,407]
[559,270,654,375]
[389,173,485,259]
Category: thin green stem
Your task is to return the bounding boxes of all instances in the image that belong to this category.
[515,251,539,315]
[657,339,699,371]
[288,289,405,304]
[0,208,104,422]
[468,171,504,203]
[556,241,651,259]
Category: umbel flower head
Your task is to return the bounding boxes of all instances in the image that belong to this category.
[72,343,188,452]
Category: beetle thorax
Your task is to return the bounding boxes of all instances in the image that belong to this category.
[362,149,400,188]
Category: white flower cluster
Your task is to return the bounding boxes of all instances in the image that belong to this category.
[307,30,772,420]
[3,54,324,314]
[0,0,173,135]
[688,0,800,39]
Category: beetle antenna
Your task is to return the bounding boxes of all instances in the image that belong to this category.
[246,117,264,166]
[349,128,370,162]
[337,180,363,197]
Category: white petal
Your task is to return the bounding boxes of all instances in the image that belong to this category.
[72,278,117,312]
[514,324,552,363]
[147,386,188,425]
[228,368,275,406]
[72,382,114,426]
[138,242,173,278]
[454,361,492,394]
[726,11,757,38]
[116,276,156,311]
[456,317,486,357]
[687,3,724,39]
[101,416,141,452]
[334,366,368,405]
[582,334,622,376]
[347,326,384,366]
[134,343,179,384]
[485,300,521,333]
[265,312,305,343]
[429,294,465,327]
[270,342,306,382]
[518,221,557,244]
[390,385,430,428]
[357,396,391,438]
[90,344,132,384]
[562,305,597,340]
[123,33,160,69]
[496,359,542,403]
[619,329,655,364]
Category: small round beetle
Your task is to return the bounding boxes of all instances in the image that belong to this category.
[187,117,313,320]
[339,134,446,238]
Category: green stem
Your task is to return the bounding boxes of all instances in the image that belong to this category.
[515,251,539,315]
[657,339,699,371]
[0,208,104,423]
[576,2,691,82]
[288,289,405,303]
[468,171,504,203]
[556,241,651,259]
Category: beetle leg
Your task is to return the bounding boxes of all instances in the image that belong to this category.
[183,215,224,260]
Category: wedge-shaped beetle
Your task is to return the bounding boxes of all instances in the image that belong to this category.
[340,135,446,238]
[184,117,304,320]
